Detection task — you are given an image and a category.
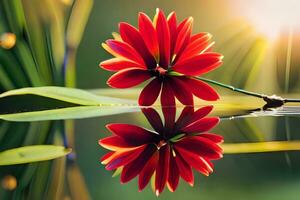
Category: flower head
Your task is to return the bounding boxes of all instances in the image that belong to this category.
[99,106,223,195]
[100,9,223,106]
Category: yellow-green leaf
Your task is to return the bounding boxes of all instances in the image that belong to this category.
[0,145,71,165]
[0,86,138,121]
[222,141,300,154]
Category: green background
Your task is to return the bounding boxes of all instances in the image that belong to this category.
[74,1,300,199]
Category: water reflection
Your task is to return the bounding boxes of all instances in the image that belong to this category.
[1,105,300,199]
[99,106,223,195]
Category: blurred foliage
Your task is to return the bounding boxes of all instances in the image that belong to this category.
[0,0,93,199]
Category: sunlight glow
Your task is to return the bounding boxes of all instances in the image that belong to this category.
[234,0,300,40]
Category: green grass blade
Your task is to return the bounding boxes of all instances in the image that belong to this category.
[0,64,14,90]
[0,50,29,88]
[65,0,93,87]
[0,86,137,121]
[223,141,300,154]
[67,164,91,200]
[0,145,71,165]
[14,42,42,86]
[0,86,135,105]
[0,0,25,36]
[0,121,10,142]
[0,105,139,122]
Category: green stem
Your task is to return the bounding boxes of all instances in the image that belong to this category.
[196,77,300,108]
[284,98,300,103]
[196,77,264,98]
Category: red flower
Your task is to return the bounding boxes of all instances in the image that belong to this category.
[100,9,223,106]
[99,106,223,195]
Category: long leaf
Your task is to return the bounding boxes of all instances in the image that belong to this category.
[1,87,299,122]
[223,141,300,154]
[0,86,135,106]
[0,86,138,121]
[0,145,71,165]
[0,106,139,122]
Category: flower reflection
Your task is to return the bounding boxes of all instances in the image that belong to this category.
[99,106,223,195]
[100,9,222,106]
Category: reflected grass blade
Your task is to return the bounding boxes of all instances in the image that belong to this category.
[27,161,51,199]
[46,157,66,200]
[0,87,138,121]
[0,145,71,165]
[67,164,91,200]
[45,132,66,200]
[223,141,300,154]
[0,106,140,122]
[22,122,52,145]
[0,122,29,151]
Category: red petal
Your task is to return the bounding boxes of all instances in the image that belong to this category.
[203,157,214,169]
[178,32,212,63]
[99,136,135,150]
[190,32,210,41]
[174,106,194,131]
[106,146,146,170]
[184,78,220,101]
[161,81,176,132]
[161,80,176,107]
[167,155,180,192]
[167,11,177,56]
[142,108,164,133]
[119,22,156,68]
[170,77,193,105]
[176,106,214,131]
[173,17,193,57]
[172,52,223,76]
[107,68,150,88]
[174,151,194,186]
[100,152,114,163]
[138,78,162,106]
[175,147,213,176]
[155,9,170,68]
[121,144,156,183]
[138,151,159,191]
[106,123,157,145]
[101,151,122,165]
[175,136,223,159]
[106,40,145,65]
[100,58,146,71]
[155,145,170,196]
[138,12,159,59]
[188,106,213,124]
[182,117,220,133]
[199,133,224,144]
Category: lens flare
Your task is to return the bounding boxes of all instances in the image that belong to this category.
[233,0,300,40]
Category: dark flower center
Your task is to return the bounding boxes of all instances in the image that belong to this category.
[156,140,167,150]
[154,132,186,150]
[149,65,168,79]
[155,66,167,75]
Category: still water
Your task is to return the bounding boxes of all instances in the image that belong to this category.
[1,102,300,200]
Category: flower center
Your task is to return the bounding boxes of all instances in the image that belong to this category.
[155,66,167,75]
[149,66,168,80]
[156,140,167,150]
